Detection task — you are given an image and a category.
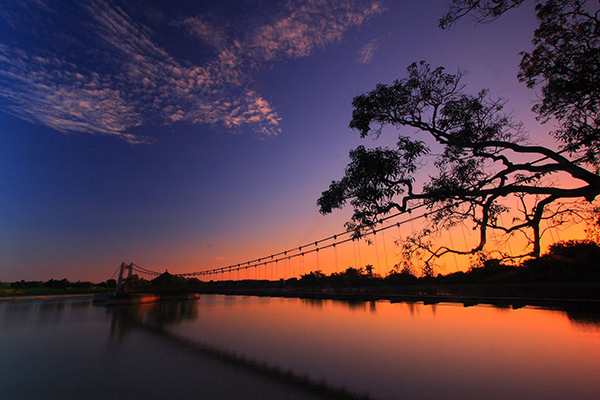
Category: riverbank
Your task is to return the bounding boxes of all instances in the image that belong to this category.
[0,292,201,305]
[0,293,95,302]
[197,282,600,309]
[2,282,599,310]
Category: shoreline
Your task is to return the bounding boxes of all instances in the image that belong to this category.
[196,287,600,309]
[2,288,600,310]
[0,293,95,303]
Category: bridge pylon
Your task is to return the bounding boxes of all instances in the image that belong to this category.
[115,262,133,294]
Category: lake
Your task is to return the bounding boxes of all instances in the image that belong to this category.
[1,295,599,399]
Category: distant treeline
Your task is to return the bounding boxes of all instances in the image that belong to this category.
[198,240,600,301]
[120,239,600,296]
[4,240,600,297]
[0,279,116,296]
[203,239,600,289]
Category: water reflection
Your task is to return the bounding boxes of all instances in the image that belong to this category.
[405,301,418,316]
[563,308,600,332]
[169,296,600,400]
[1,299,95,327]
[301,298,326,309]
[1,303,34,328]
[37,301,67,325]
[106,300,198,343]
[3,296,600,400]
[70,300,92,309]
[1,298,335,400]
[369,300,376,313]
[300,297,369,312]
[484,303,600,331]
[103,300,373,400]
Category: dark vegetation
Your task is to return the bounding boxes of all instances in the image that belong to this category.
[3,240,599,300]
[318,0,600,274]
[185,240,600,301]
[0,278,116,297]
[197,239,600,298]
[314,239,600,285]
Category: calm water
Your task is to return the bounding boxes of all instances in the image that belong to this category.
[1,295,600,399]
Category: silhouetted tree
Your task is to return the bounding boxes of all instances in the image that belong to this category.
[122,274,148,293]
[11,280,43,289]
[439,0,528,28]
[386,267,419,284]
[299,270,326,286]
[339,267,366,280]
[442,0,600,167]
[521,239,600,280]
[318,0,600,272]
[546,238,600,258]
[45,278,69,289]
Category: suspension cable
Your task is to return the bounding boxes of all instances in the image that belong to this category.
[140,149,579,278]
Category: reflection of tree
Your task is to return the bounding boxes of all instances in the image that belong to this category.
[1,303,33,326]
[369,301,377,313]
[104,300,373,400]
[299,297,368,312]
[300,298,326,309]
[37,301,68,325]
[140,319,373,400]
[106,301,199,343]
[1,300,90,327]
[563,308,600,331]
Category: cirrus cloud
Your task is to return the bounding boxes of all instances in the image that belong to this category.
[0,0,382,143]
[358,38,380,63]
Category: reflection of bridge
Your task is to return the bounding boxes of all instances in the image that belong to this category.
[105,301,372,400]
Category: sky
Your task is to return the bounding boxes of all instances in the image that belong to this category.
[0,0,582,282]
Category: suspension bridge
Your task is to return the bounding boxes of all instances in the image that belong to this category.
[112,206,499,288]
[112,204,435,291]
[111,151,571,286]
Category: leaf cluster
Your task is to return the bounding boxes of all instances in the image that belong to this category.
[439,0,527,28]
[519,0,600,167]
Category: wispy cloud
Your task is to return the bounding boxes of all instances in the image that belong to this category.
[0,0,382,142]
[246,0,383,62]
[358,38,380,63]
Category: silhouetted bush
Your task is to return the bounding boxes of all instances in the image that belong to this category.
[522,240,600,282]
[45,278,70,289]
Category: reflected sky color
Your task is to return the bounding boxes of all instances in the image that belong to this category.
[170,296,600,399]
[0,0,590,281]
[2,296,599,399]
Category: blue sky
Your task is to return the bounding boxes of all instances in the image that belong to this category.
[1,0,551,282]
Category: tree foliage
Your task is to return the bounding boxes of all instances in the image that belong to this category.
[443,0,600,166]
[318,0,600,271]
[439,0,527,28]
[519,0,600,167]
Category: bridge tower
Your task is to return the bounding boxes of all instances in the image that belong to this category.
[115,262,133,294]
